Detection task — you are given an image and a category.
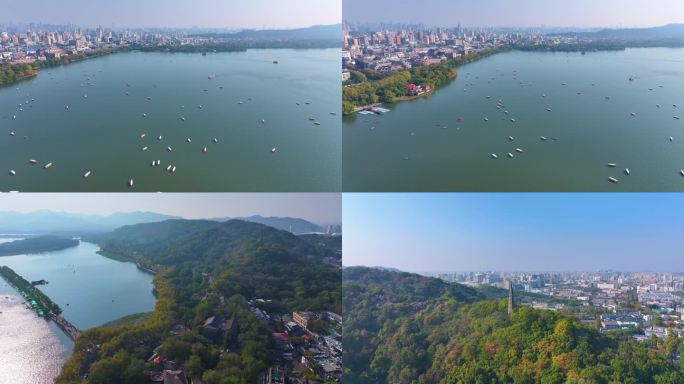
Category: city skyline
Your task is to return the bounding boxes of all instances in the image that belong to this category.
[3,0,341,30]
[343,193,684,272]
[0,193,341,224]
[344,0,684,29]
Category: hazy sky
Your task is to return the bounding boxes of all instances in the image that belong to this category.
[344,0,684,28]
[0,193,341,224]
[3,0,341,29]
[344,193,684,272]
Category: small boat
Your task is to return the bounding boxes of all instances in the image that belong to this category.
[140,133,146,139]
[657,104,661,108]
[261,119,265,123]
[608,177,619,183]
[675,116,680,120]
[83,171,91,178]
[630,112,636,116]
[510,118,515,122]
[308,117,316,121]
[9,170,16,176]
[213,138,218,143]
[508,136,514,141]
[208,74,215,80]
[158,136,162,140]
[271,147,277,153]
[546,108,552,112]
[515,148,523,153]
[44,163,53,169]
[142,146,148,151]
[624,168,630,175]
[29,160,37,164]
[607,163,617,167]
[167,146,172,152]
[13,115,16,119]
[180,117,186,121]
[681,170,684,177]
[171,166,176,173]
[507,153,514,158]
[10,132,15,136]
[203,147,207,153]
[151,161,155,166]
[128,179,134,187]
[490,153,498,159]
[198,105,202,109]
[540,136,548,141]
[142,113,147,117]
[314,122,321,125]
[186,138,192,143]
[484,117,489,122]
[166,165,172,172]
[156,160,161,166]
[273,61,278,64]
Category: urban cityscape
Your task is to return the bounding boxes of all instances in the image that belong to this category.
[431,270,684,339]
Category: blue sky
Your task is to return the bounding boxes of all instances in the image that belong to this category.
[3,0,341,29]
[343,193,684,272]
[344,0,684,28]
[0,193,341,224]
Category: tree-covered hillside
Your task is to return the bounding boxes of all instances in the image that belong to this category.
[57,219,341,384]
[343,267,684,384]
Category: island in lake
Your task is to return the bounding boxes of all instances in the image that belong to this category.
[0,236,79,256]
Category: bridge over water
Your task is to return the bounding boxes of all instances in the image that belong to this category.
[49,314,81,342]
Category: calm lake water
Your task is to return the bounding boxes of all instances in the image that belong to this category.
[0,49,341,192]
[343,48,684,191]
[0,240,155,382]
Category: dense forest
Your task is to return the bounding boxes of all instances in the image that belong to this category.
[0,235,79,256]
[342,46,505,114]
[343,267,684,384]
[57,219,341,384]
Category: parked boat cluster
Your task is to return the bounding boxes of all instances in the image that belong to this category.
[3,70,331,190]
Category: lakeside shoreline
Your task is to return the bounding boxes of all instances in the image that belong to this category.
[342,44,684,116]
[0,42,339,88]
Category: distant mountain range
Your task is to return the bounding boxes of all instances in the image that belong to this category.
[0,211,339,237]
[0,210,179,235]
[214,215,340,235]
[190,24,341,42]
[557,23,684,41]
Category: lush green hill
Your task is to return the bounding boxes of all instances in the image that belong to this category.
[343,267,684,384]
[57,219,341,384]
[0,235,79,256]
